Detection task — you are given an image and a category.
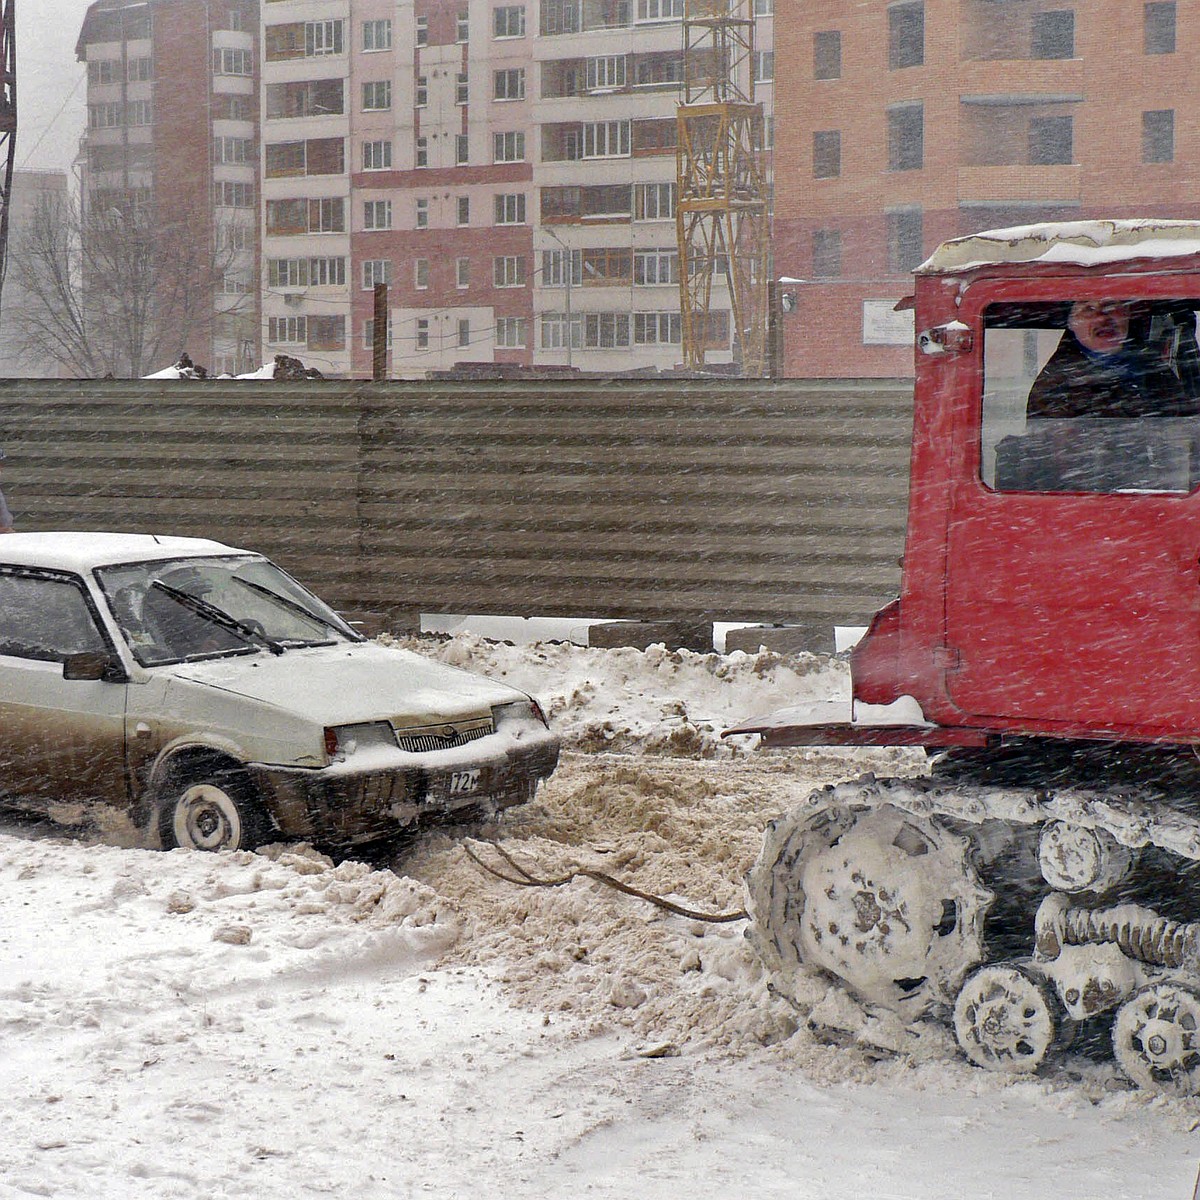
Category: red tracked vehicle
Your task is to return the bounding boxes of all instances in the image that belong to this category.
[735,220,1200,1092]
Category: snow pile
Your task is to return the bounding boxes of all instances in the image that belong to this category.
[387,632,848,757]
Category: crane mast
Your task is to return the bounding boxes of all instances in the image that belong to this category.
[0,0,15,316]
[675,0,769,377]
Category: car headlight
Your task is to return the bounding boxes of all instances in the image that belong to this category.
[492,698,550,731]
[323,721,397,762]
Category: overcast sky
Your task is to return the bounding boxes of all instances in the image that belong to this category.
[17,2,97,177]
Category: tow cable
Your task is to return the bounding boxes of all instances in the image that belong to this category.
[462,840,748,924]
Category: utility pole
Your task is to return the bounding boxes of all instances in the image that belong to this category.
[675,0,769,377]
[0,1,17,318]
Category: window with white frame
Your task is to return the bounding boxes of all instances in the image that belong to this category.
[311,256,346,285]
[127,99,152,125]
[496,317,527,348]
[213,47,253,75]
[494,6,526,37]
[217,223,249,251]
[363,19,392,50]
[88,59,116,85]
[453,134,467,164]
[364,199,392,230]
[308,197,345,232]
[456,257,470,287]
[633,249,678,285]
[540,313,582,348]
[416,15,428,45]
[457,10,470,40]
[268,316,307,344]
[416,137,429,167]
[214,136,252,164]
[416,198,429,228]
[753,50,774,81]
[637,0,683,20]
[362,259,392,289]
[216,181,254,208]
[416,75,428,106]
[633,311,682,343]
[493,255,526,287]
[362,319,394,348]
[363,140,392,170]
[493,131,525,162]
[584,312,630,348]
[268,257,346,287]
[753,0,773,12]
[88,103,121,128]
[457,71,470,103]
[415,259,429,288]
[541,248,582,286]
[458,318,471,347]
[494,68,525,100]
[306,19,345,55]
[634,181,675,220]
[586,55,626,89]
[457,196,471,225]
[494,193,526,224]
[582,120,630,158]
[221,274,251,295]
[415,318,430,348]
[362,80,392,110]
[127,56,152,81]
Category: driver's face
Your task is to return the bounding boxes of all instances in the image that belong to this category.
[1069,300,1131,354]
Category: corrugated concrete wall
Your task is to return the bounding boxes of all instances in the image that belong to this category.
[0,377,913,635]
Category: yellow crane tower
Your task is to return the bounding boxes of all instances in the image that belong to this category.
[675,0,769,377]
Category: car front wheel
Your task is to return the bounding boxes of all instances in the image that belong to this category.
[159,771,270,852]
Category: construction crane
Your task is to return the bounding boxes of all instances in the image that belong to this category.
[0,0,15,315]
[675,0,769,377]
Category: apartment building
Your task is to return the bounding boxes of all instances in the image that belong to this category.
[773,1,1199,378]
[77,0,260,377]
[261,0,772,376]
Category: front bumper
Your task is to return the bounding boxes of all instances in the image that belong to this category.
[248,726,561,846]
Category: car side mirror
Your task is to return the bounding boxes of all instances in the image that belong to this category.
[63,651,125,682]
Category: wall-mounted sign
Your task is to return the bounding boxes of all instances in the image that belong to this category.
[862,300,914,346]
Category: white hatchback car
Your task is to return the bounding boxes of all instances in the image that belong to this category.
[0,533,560,852]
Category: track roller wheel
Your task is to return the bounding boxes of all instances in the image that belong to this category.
[1112,984,1200,1095]
[953,964,1060,1075]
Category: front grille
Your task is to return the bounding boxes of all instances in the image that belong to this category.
[394,719,493,754]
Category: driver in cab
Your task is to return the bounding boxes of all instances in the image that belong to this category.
[1026,299,1200,419]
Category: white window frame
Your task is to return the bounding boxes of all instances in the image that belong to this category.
[457,71,470,104]
[634,182,676,221]
[457,10,470,40]
[493,68,526,101]
[416,75,428,107]
[268,316,307,345]
[213,47,253,76]
[456,257,471,288]
[582,120,630,159]
[586,55,626,90]
[363,140,392,171]
[496,317,527,348]
[416,136,429,168]
[494,193,527,225]
[306,19,345,56]
[362,259,393,290]
[493,131,525,163]
[416,15,429,46]
[415,259,430,289]
[362,80,392,111]
[363,19,393,51]
[493,255,527,287]
[417,198,430,228]
[457,196,471,226]
[541,248,582,286]
[364,199,393,231]
[636,0,683,20]
[493,6,526,38]
[633,248,678,285]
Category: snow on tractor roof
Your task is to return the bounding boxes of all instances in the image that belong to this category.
[918,219,1200,277]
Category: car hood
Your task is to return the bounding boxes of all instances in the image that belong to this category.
[165,641,531,727]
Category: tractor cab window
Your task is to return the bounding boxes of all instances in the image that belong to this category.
[981,299,1200,493]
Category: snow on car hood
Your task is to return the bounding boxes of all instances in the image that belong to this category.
[166,641,531,727]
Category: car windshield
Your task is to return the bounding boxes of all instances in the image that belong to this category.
[95,554,361,666]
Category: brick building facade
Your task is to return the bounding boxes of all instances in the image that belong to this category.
[773,1,1199,378]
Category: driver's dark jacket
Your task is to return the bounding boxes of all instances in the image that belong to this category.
[1026,330,1200,419]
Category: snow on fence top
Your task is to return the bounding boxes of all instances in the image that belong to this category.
[917,219,1200,277]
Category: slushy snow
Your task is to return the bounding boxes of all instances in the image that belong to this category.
[0,635,1195,1199]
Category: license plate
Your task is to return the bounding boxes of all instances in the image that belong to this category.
[449,769,481,796]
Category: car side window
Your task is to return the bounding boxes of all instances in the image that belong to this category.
[0,572,109,662]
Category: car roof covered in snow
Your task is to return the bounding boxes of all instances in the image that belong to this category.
[0,532,248,573]
[918,219,1200,277]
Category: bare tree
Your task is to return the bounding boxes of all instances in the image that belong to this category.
[6,190,247,378]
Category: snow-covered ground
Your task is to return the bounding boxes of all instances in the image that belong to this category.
[1,636,1197,1199]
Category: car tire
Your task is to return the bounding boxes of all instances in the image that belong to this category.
[158,769,271,853]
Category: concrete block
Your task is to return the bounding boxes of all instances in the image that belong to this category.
[587,620,714,652]
[722,624,834,656]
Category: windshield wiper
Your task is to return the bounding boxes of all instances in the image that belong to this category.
[228,575,362,641]
[149,580,287,655]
